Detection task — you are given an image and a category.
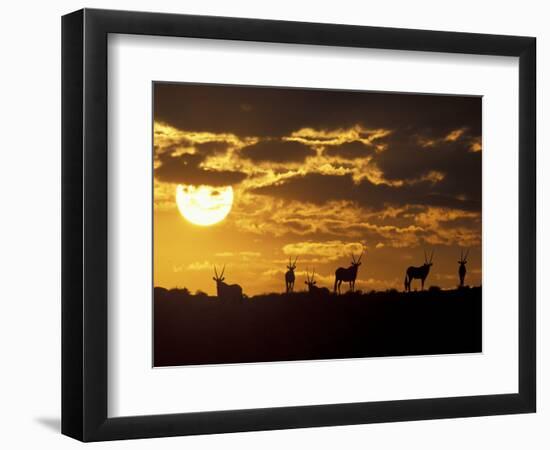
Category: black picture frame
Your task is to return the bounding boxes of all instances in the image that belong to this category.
[62,8,536,442]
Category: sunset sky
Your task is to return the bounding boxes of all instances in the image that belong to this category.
[153,83,482,296]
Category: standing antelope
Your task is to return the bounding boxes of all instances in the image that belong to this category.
[212,265,243,302]
[305,268,330,297]
[334,251,363,294]
[404,250,434,292]
[285,257,298,293]
[458,249,469,287]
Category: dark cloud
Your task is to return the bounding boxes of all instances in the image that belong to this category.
[154,138,229,158]
[155,153,246,186]
[252,173,480,212]
[283,220,312,233]
[325,140,375,159]
[154,83,481,212]
[195,141,230,156]
[370,129,481,205]
[154,82,481,138]
[240,140,315,163]
[439,216,481,229]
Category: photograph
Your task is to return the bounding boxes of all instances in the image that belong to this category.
[153,83,482,367]
[0,0,542,446]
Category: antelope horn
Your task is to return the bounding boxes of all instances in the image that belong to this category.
[214,265,218,278]
[430,250,434,263]
[460,249,464,260]
[351,253,356,263]
[464,249,469,261]
[312,269,315,281]
[294,256,298,266]
[358,250,364,263]
[220,264,225,278]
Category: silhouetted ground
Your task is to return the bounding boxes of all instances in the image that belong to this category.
[154,286,481,367]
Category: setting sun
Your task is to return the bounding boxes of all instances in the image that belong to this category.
[176,184,233,226]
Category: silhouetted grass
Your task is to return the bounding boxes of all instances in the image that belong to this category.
[154,286,481,367]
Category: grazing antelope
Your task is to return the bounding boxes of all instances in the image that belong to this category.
[212,265,243,302]
[305,269,330,297]
[334,251,363,294]
[458,249,469,287]
[285,257,298,293]
[404,250,434,292]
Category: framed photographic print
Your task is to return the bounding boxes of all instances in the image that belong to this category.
[62,8,536,441]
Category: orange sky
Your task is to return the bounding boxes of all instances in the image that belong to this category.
[153,83,482,296]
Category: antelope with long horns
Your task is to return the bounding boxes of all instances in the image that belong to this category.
[305,268,329,297]
[458,249,469,287]
[285,257,298,293]
[404,250,434,292]
[334,250,363,294]
[213,265,243,302]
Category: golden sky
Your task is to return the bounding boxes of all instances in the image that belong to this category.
[153,83,482,295]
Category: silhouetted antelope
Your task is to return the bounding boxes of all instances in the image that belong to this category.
[404,250,434,292]
[458,249,469,287]
[213,265,243,302]
[305,268,330,297]
[285,257,298,293]
[334,251,363,294]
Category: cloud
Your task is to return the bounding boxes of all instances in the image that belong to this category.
[288,126,391,148]
[194,140,230,155]
[155,152,247,186]
[251,172,480,211]
[215,251,262,261]
[186,261,212,271]
[412,207,481,247]
[324,140,376,159]
[154,103,481,214]
[215,252,234,257]
[470,137,482,152]
[230,187,480,249]
[240,251,261,257]
[445,128,466,142]
[154,122,251,157]
[240,139,315,163]
[282,241,364,261]
[370,128,481,204]
[154,83,481,138]
[154,179,176,210]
